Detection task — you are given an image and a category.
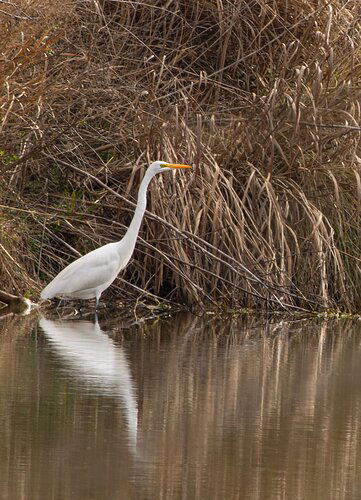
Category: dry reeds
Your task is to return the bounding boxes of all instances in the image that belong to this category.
[0,0,360,311]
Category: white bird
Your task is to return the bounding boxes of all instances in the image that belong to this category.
[41,160,192,308]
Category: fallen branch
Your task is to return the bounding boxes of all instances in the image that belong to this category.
[0,289,33,314]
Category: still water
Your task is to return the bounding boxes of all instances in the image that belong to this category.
[0,312,361,499]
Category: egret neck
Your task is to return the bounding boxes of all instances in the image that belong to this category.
[119,167,156,254]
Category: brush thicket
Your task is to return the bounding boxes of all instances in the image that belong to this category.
[1,0,360,311]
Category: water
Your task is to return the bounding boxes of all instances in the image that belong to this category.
[0,312,360,499]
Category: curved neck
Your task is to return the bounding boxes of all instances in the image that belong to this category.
[120,168,156,250]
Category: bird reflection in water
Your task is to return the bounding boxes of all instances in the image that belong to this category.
[39,316,138,454]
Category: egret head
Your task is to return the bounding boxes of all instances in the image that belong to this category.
[148,160,192,174]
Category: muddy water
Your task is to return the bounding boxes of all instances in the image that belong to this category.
[0,312,360,499]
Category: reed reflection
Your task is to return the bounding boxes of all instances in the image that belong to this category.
[0,314,361,500]
[133,317,361,500]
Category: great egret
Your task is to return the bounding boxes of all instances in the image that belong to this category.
[41,160,192,308]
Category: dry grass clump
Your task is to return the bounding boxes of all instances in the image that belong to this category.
[0,213,39,295]
[0,0,360,311]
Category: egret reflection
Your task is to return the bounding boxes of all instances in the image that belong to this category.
[39,317,138,452]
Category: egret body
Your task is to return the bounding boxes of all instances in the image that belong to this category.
[40,161,192,308]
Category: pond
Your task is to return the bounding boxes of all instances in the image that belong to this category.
[0,311,360,499]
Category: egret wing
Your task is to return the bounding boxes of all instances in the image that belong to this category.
[41,245,120,298]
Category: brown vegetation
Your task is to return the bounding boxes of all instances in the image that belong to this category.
[0,0,360,311]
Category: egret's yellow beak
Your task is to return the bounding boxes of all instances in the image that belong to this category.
[161,163,192,169]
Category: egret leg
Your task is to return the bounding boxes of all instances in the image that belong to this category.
[95,296,99,311]
[56,298,64,309]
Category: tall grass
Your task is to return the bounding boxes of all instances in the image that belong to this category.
[0,0,360,311]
